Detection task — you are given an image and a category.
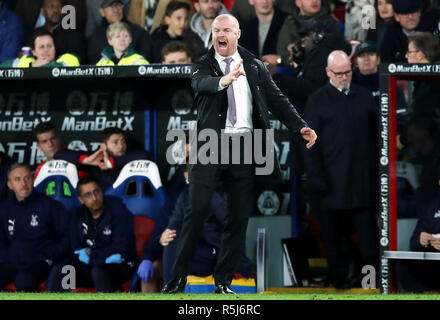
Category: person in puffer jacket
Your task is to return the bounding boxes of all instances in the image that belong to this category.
[0,29,79,68]
[0,163,70,292]
[96,21,149,66]
[47,177,137,292]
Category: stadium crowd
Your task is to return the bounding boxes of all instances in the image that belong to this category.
[1,0,440,293]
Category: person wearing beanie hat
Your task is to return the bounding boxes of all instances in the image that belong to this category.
[352,41,407,110]
[380,0,437,62]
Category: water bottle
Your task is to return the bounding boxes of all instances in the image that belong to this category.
[21,46,32,57]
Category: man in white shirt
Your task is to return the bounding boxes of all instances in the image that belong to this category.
[161,14,316,294]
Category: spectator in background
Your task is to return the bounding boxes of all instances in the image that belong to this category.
[33,121,90,180]
[302,51,379,289]
[33,122,62,179]
[162,40,192,63]
[399,117,440,207]
[150,0,194,35]
[55,127,152,191]
[380,0,438,62]
[30,0,86,64]
[15,0,86,34]
[366,0,397,48]
[97,21,149,65]
[0,153,13,201]
[231,0,332,27]
[0,30,80,67]
[239,0,288,65]
[151,1,205,63]
[0,0,25,64]
[87,0,152,64]
[14,0,44,32]
[126,0,158,32]
[48,177,137,292]
[269,18,351,115]
[0,164,70,292]
[276,0,340,66]
[352,41,407,109]
[190,0,229,49]
[344,0,374,41]
[406,32,440,124]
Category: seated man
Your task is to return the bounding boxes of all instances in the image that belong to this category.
[33,121,88,180]
[137,165,255,292]
[0,29,79,67]
[48,177,137,292]
[0,164,70,292]
[97,21,149,66]
[55,127,152,191]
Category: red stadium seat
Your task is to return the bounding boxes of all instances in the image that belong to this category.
[4,282,46,292]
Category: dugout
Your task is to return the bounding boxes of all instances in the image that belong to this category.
[0,64,302,289]
[379,63,440,294]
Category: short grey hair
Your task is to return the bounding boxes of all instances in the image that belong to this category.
[7,163,32,181]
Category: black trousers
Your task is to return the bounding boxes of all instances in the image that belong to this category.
[171,162,255,286]
[319,208,379,284]
[0,261,51,292]
[47,257,134,293]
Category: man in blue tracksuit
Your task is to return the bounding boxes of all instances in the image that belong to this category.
[48,177,137,292]
[396,186,440,292]
[0,163,70,291]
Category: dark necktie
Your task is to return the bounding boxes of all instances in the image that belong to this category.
[342,88,349,96]
[223,57,237,126]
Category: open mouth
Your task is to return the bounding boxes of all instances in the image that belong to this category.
[218,41,227,49]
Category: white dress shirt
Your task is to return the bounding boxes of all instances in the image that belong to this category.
[215,51,254,133]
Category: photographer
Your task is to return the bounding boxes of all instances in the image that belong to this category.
[268,18,351,115]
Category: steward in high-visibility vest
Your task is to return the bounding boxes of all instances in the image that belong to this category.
[0,53,80,68]
[96,45,149,66]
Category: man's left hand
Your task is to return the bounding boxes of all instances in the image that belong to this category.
[300,127,317,149]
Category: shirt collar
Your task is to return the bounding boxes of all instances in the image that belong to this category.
[215,51,241,65]
[329,80,351,94]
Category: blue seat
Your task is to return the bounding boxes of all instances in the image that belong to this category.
[105,160,166,220]
[33,160,81,212]
[105,160,166,292]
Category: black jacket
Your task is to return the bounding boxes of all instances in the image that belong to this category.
[191,45,308,184]
[0,190,70,269]
[70,196,137,266]
[352,68,407,110]
[411,194,440,251]
[150,25,206,63]
[380,14,438,62]
[273,34,352,115]
[87,19,152,64]
[303,82,379,211]
[239,8,288,57]
[192,45,307,133]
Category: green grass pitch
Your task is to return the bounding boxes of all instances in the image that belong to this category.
[1,293,440,300]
